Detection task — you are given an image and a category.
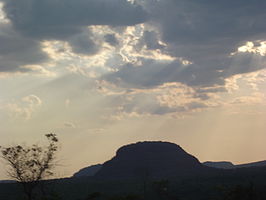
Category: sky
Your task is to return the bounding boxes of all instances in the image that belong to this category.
[0,0,266,179]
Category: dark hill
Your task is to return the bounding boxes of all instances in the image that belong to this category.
[203,161,235,169]
[73,164,102,177]
[236,160,266,168]
[95,141,213,179]
[203,160,266,169]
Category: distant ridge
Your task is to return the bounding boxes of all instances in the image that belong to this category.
[0,180,15,183]
[73,164,102,177]
[203,161,235,169]
[95,141,211,179]
[236,160,266,168]
[203,160,266,169]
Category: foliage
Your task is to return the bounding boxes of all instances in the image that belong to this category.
[0,133,59,200]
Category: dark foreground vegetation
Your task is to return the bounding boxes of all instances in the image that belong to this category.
[1,166,266,200]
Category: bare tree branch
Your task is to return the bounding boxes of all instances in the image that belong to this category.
[0,134,59,200]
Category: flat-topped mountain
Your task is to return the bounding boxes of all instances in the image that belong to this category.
[95,141,211,179]
[72,142,266,179]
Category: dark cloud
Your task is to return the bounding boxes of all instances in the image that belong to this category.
[225,52,266,75]
[104,57,224,88]
[1,0,266,83]
[131,0,266,86]
[137,31,165,50]
[105,51,266,88]
[104,34,119,46]
[105,59,182,88]
[195,87,227,100]
[0,0,147,72]
[0,24,48,73]
[1,0,147,40]
[148,0,266,47]
[68,30,99,55]
[104,58,219,88]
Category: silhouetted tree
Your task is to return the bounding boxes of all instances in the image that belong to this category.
[0,133,59,200]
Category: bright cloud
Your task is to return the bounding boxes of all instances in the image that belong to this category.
[5,95,42,120]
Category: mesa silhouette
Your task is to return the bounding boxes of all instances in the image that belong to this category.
[74,141,266,179]
[93,141,212,179]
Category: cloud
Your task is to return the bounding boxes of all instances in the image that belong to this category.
[138,30,165,50]
[104,58,226,88]
[105,51,266,89]
[87,128,105,134]
[98,81,223,119]
[65,99,71,108]
[145,0,266,57]
[0,0,147,73]
[68,29,99,55]
[230,92,265,105]
[101,11,266,89]
[1,0,266,122]
[104,47,266,88]
[0,2,8,23]
[104,34,119,46]
[104,59,183,88]
[64,122,76,129]
[128,0,266,86]
[1,0,147,40]
[22,95,42,106]
[5,95,42,120]
[237,41,266,56]
[0,24,48,73]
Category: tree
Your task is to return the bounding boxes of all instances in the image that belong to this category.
[0,133,59,200]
